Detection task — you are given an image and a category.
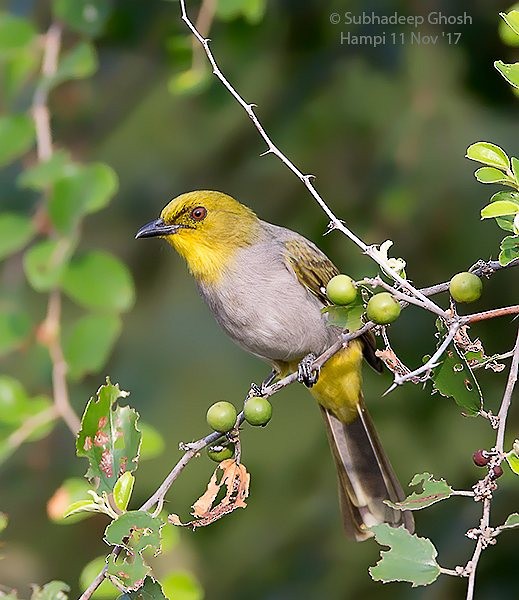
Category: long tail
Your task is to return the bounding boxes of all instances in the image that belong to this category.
[320,400,414,541]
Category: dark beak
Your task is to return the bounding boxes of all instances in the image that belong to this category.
[135,218,181,239]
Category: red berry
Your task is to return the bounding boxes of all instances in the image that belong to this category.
[490,465,503,479]
[472,450,489,467]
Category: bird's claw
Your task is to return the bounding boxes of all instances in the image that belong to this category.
[247,382,263,399]
[297,353,320,387]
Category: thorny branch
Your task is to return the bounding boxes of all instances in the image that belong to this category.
[83,2,519,597]
[31,24,81,436]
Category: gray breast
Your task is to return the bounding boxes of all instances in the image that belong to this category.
[196,225,337,364]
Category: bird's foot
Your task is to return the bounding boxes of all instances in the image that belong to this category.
[260,369,278,394]
[297,353,320,387]
[247,382,263,399]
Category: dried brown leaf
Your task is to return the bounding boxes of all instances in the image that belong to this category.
[168,459,250,529]
[376,348,421,383]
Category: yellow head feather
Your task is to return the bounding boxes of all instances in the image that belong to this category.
[159,191,261,283]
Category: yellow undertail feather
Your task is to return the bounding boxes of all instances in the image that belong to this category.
[309,342,415,541]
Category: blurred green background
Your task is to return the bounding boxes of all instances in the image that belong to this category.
[1,0,519,598]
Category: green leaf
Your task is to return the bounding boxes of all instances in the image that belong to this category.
[3,47,40,99]
[47,477,95,523]
[495,215,516,233]
[107,553,150,592]
[0,375,30,425]
[104,511,163,555]
[495,60,519,89]
[18,151,74,190]
[0,212,34,260]
[431,344,483,416]
[168,69,211,96]
[475,166,515,185]
[501,10,519,36]
[385,472,452,511]
[481,200,519,219]
[369,524,441,587]
[216,0,267,24]
[23,239,72,292]
[499,235,519,266]
[49,163,118,233]
[62,499,100,519]
[0,512,8,534]
[139,423,165,461]
[161,571,203,600]
[80,556,119,599]
[76,378,140,494]
[51,42,98,88]
[0,13,37,52]
[0,114,35,166]
[117,578,167,600]
[466,142,510,171]
[30,581,69,600]
[62,251,134,313]
[0,308,32,356]
[52,0,114,37]
[113,472,135,512]
[321,294,364,331]
[505,452,519,475]
[500,513,519,531]
[64,314,122,380]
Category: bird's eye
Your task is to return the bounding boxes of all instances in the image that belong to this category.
[190,206,207,221]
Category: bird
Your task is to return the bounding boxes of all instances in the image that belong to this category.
[136,190,414,541]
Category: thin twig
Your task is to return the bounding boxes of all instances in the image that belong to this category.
[495,328,519,454]
[465,497,491,600]
[178,0,446,319]
[43,291,80,434]
[30,24,80,436]
[462,305,519,324]
[32,24,62,162]
[6,406,58,453]
[384,321,460,394]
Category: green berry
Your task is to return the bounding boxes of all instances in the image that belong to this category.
[206,401,237,432]
[449,272,482,303]
[244,396,272,426]
[326,274,358,305]
[366,292,401,325]
[207,443,235,462]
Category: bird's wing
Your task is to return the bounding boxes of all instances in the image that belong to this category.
[284,237,383,373]
[284,238,339,305]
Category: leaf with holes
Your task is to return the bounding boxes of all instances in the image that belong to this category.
[104,511,163,556]
[385,473,452,511]
[369,524,440,587]
[116,578,167,600]
[430,325,482,416]
[76,378,140,494]
[107,552,150,593]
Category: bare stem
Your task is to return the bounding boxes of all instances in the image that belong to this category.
[463,305,519,324]
[465,497,491,600]
[177,0,446,319]
[495,328,519,454]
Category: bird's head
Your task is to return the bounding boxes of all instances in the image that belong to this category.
[136,190,260,283]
